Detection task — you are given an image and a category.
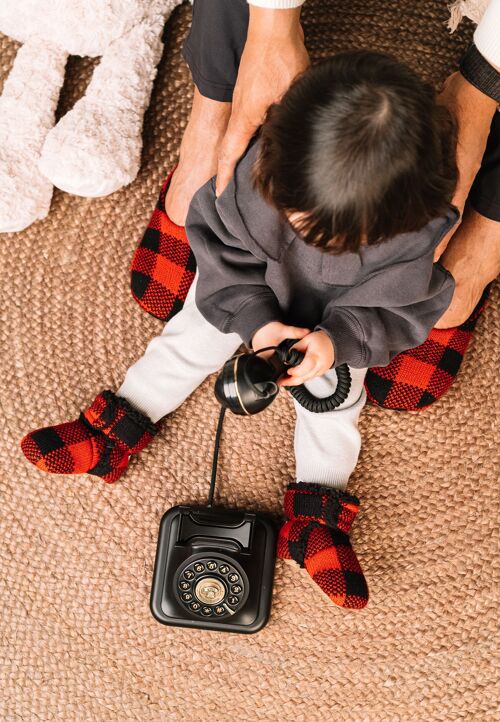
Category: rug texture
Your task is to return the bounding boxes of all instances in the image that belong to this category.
[1,2,498,720]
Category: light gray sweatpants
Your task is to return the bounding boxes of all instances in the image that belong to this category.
[119,276,367,489]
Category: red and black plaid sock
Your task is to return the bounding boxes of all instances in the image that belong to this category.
[365,285,490,411]
[130,170,197,321]
[277,483,369,609]
[21,391,158,483]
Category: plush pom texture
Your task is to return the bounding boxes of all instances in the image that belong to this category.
[38,13,168,197]
[278,483,369,609]
[447,0,489,31]
[0,37,67,232]
[21,391,157,483]
[131,172,197,320]
[0,0,181,57]
[365,286,490,411]
[0,0,185,230]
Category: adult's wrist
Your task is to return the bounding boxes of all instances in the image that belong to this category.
[247,5,303,41]
[438,72,497,212]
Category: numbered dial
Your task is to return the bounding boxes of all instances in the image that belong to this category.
[176,558,247,619]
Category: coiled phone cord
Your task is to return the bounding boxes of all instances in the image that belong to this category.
[274,343,352,414]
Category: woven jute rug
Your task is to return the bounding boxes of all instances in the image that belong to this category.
[1,2,498,720]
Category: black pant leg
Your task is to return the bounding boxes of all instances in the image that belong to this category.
[182,0,249,102]
[469,112,500,222]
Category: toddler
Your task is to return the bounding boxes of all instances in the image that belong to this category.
[21,51,458,610]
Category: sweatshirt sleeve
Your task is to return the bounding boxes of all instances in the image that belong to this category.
[186,179,283,346]
[316,262,455,369]
[474,0,500,68]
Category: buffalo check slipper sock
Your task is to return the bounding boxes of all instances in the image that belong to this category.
[365,285,490,411]
[131,170,197,321]
[277,483,369,609]
[21,391,157,483]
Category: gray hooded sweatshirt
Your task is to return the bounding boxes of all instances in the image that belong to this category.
[186,142,457,369]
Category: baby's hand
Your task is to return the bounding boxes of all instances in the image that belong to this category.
[278,330,335,386]
[251,321,310,358]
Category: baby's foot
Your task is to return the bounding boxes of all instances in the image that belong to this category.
[277,483,369,609]
[21,391,157,483]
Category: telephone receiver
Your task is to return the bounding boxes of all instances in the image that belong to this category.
[215,339,351,416]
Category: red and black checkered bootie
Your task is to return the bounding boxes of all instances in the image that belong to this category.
[21,391,157,483]
[365,285,490,411]
[277,483,369,609]
[130,170,197,321]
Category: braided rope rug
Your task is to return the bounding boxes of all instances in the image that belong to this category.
[1,2,498,720]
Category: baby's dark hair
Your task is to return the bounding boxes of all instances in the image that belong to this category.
[254,50,457,254]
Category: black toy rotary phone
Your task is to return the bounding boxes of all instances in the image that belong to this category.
[150,340,351,634]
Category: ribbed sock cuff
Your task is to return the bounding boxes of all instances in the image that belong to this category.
[297,470,349,490]
[117,378,165,424]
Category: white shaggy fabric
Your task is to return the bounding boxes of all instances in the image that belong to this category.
[0,0,174,57]
[0,37,67,233]
[0,0,183,231]
[39,15,167,197]
[447,0,491,29]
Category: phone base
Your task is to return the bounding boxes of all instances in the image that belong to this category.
[150,504,277,633]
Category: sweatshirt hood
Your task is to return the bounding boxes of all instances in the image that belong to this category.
[214,139,459,266]
[214,141,295,261]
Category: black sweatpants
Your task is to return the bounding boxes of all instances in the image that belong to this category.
[182,0,500,222]
[182,0,248,103]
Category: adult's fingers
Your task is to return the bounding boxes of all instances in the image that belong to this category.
[433,222,459,261]
[215,113,257,196]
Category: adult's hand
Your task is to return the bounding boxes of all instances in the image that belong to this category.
[434,71,497,260]
[215,6,309,197]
